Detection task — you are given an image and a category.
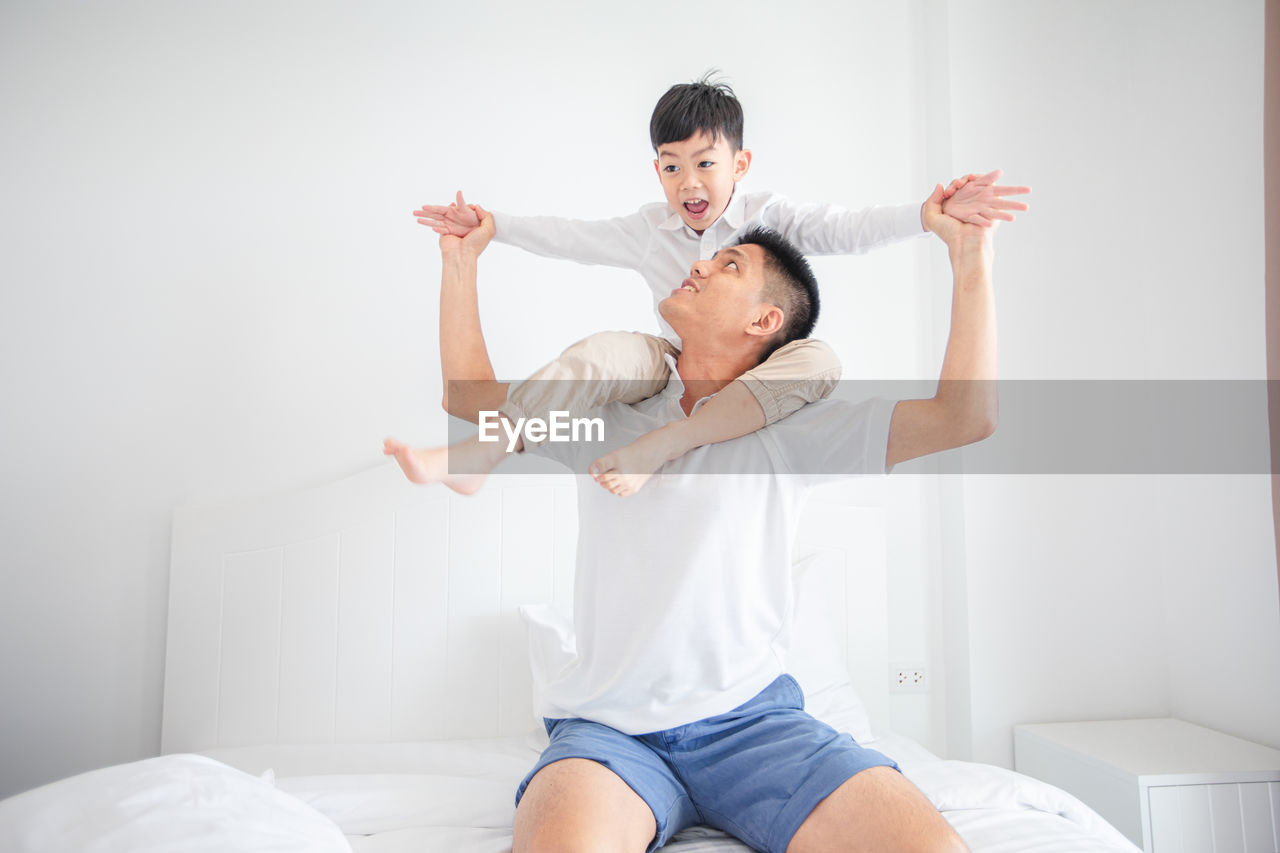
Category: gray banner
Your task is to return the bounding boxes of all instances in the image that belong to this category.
[443,380,1273,475]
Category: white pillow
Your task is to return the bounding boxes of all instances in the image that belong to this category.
[519,548,874,745]
[786,549,875,743]
[0,754,351,853]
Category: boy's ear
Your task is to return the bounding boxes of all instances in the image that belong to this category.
[733,148,753,181]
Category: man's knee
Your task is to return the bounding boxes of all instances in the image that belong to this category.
[514,759,654,853]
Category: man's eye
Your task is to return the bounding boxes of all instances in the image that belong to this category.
[725,261,738,270]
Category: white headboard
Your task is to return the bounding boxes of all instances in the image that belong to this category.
[161,466,888,754]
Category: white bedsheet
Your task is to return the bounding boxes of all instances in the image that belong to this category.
[202,733,1139,853]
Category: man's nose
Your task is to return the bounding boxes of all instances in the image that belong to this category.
[690,259,710,277]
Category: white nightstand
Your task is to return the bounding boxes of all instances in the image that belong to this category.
[1014,718,1280,853]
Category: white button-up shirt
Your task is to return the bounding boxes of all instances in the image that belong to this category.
[494,188,925,343]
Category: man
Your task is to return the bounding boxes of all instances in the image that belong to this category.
[384,180,1004,852]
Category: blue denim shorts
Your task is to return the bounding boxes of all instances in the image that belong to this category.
[515,674,898,853]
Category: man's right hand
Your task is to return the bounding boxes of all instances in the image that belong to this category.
[415,190,483,237]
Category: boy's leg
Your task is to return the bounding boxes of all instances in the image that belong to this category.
[382,433,503,495]
[591,339,841,496]
[735,338,843,424]
[500,330,677,433]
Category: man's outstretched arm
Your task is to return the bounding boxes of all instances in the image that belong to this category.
[383,208,517,493]
[885,184,1007,469]
[435,208,510,424]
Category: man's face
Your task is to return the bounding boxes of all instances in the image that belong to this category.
[653,130,751,233]
[659,243,778,345]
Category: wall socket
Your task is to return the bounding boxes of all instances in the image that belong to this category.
[890,663,928,693]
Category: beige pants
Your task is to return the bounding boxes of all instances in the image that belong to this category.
[501,331,841,429]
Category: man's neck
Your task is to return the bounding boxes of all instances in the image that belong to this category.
[673,343,761,416]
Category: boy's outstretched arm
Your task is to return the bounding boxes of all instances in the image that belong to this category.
[416,189,650,270]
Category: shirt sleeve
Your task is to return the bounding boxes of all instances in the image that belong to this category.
[758,397,898,485]
[754,198,926,255]
[492,210,652,270]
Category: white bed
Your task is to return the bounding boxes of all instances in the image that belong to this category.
[0,465,1140,852]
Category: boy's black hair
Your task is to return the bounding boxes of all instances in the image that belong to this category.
[733,226,820,362]
[650,71,744,152]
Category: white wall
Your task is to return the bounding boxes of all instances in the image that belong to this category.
[1,0,1273,799]
[944,0,1279,767]
[0,0,942,797]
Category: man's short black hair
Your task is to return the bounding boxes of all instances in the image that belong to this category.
[733,227,820,362]
[650,71,744,152]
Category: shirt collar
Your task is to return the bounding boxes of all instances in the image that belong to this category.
[660,353,684,397]
[658,352,715,415]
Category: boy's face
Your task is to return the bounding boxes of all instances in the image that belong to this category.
[653,130,752,233]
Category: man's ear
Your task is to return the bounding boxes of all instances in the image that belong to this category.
[733,148,752,181]
[746,303,784,337]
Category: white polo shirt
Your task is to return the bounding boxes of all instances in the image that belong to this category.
[494,188,925,342]
[525,360,897,734]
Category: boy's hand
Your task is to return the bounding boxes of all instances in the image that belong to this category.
[439,205,495,257]
[923,184,994,251]
[938,168,1031,227]
[415,190,484,237]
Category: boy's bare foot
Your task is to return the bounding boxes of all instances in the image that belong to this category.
[589,431,677,497]
[382,437,488,495]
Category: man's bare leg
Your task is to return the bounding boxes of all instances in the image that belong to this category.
[514,759,656,853]
[786,767,968,853]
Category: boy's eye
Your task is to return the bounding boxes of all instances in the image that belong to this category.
[698,161,715,168]
[663,165,679,173]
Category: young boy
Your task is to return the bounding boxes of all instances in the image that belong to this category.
[398,75,1028,495]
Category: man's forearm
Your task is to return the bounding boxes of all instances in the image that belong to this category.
[936,236,998,439]
[439,247,508,424]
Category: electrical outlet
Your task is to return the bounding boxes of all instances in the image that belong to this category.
[890,663,928,693]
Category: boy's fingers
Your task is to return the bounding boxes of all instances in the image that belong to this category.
[976,168,1003,184]
[990,199,1030,211]
[992,185,1032,197]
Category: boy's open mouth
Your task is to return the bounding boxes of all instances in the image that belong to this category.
[683,199,710,218]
